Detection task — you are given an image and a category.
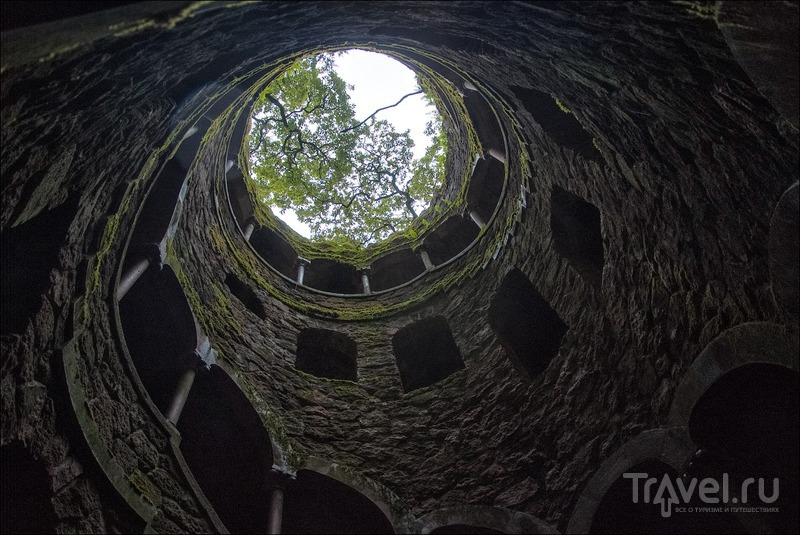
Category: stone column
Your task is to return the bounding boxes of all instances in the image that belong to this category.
[181,125,199,141]
[469,210,487,229]
[243,221,255,241]
[296,257,310,285]
[266,470,294,535]
[117,242,162,301]
[419,249,435,271]
[116,257,151,301]
[488,147,506,164]
[360,267,372,294]
[165,365,198,425]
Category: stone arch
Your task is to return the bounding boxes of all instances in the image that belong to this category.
[414,505,558,534]
[769,181,799,323]
[283,457,397,534]
[685,360,799,533]
[118,264,198,413]
[586,459,743,534]
[177,364,275,534]
[667,322,799,428]
[565,429,695,534]
[569,323,800,533]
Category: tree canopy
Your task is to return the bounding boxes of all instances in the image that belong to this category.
[247,53,447,246]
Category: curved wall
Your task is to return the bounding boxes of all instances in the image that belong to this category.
[1,2,798,533]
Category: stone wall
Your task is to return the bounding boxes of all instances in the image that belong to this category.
[1,1,797,533]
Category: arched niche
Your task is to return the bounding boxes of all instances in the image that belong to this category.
[249,226,298,280]
[282,468,394,534]
[717,2,799,129]
[414,505,558,534]
[466,156,505,223]
[550,185,604,289]
[667,322,799,429]
[125,157,188,254]
[688,363,799,533]
[488,268,568,379]
[177,365,274,534]
[462,87,505,160]
[588,460,740,534]
[589,460,675,534]
[225,271,266,319]
[301,258,362,294]
[392,316,464,393]
[509,85,602,162]
[225,168,254,229]
[118,264,197,413]
[0,441,58,534]
[566,429,694,534]
[423,215,480,266]
[370,248,427,292]
[295,328,358,381]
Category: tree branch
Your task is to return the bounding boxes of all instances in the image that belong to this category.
[340,90,423,134]
[265,94,291,128]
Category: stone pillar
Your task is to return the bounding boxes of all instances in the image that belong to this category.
[296,257,310,285]
[360,267,372,294]
[116,257,151,301]
[469,210,487,229]
[165,365,197,425]
[181,125,199,141]
[488,147,506,164]
[419,249,435,271]
[243,221,255,241]
[266,470,294,535]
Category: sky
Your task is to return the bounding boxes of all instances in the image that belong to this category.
[276,49,437,238]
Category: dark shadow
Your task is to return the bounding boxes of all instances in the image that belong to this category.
[688,364,799,534]
[226,171,253,227]
[124,157,187,268]
[431,526,505,534]
[591,459,743,534]
[370,249,426,291]
[249,227,298,280]
[550,185,604,288]
[392,316,464,393]
[1,441,58,534]
[296,328,358,381]
[423,215,480,266]
[466,156,504,223]
[0,195,77,335]
[488,269,568,378]
[511,86,602,162]
[178,366,273,534]
[118,265,197,413]
[225,272,266,319]
[301,259,361,294]
[282,469,394,534]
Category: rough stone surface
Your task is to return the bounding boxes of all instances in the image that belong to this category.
[1,1,797,533]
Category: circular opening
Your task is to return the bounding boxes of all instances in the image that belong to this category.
[246,49,447,247]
